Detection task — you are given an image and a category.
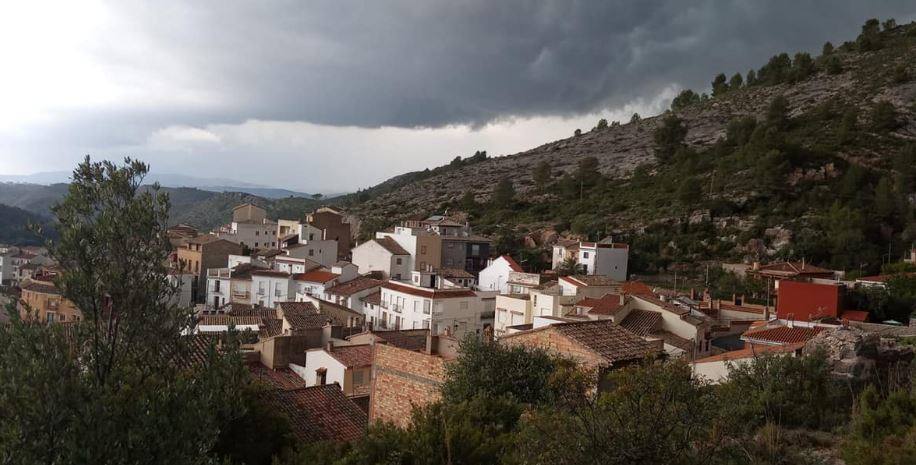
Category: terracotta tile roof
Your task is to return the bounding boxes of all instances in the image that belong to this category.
[438,268,474,279]
[561,275,620,287]
[742,325,825,345]
[259,319,284,338]
[277,301,318,315]
[198,315,263,326]
[293,270,339,283]
[632,295,689,317]
[361,291,381,306]
[248,364,307,390]
[325,277,383,296]
[754,261,833,277]
[177,334,221,369]
[186,234,222,245]
[20,282,60,295]
[621,281,654,296]
[693,342,806,364]
[502,255,524,272]
[264,385,367,443]
[285,313,333,330]
[651,330,695,353]
[382,281,477,299]
[550,320,658,364]
[361,329,430,351]
[226,303,278,319]
[328,344,372,367]
[575,293,625,316]
[620,309,663,336]
[375,237,409,255]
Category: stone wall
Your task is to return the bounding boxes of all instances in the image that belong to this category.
[368,343,448,428]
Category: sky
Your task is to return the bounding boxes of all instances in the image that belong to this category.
[1,1,914,193]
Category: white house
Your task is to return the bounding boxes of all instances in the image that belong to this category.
[351,237,410,280]
[552,240,629,281]
[299,344,372,398]
[292,269,341,299]
[217,218,279,250]
[478,255,524,293]
[330,261,359,283]
[375,281,484,337]
[322,276,383,312]
[284,241,338,268]
[251,269,293,308]
[274,256,323,275]
[0,246,16,284]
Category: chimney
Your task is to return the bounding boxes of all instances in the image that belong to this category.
[425,331,436,355]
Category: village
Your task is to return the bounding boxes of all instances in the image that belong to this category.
[3,201,915,443]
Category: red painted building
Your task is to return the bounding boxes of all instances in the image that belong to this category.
[775,280,840,322]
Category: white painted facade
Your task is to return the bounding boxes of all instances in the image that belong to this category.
[302,349,347,387]
[494,294,531,336]
[579,244,629,280]
[376,283,485,337]
[218,219,279,249]
[284,240,338,267]
[478,256,518,293]
[351,240,409,280]
[251,272,293,308]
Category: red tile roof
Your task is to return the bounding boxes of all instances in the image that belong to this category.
[375,237,409,255]
[247,364,308,390]
[575,293,625,316]
[20,282,61,295]
[502,255,524,272]
[361,291,381,306]
[293,270,339,283]
[620,281,654,297]
[742,325,825,345]
[382,281,477,299]
[325,276,383,296]
[328,344,372,367]
[693,342,805,364]
[552,320,658,364]
[619,309,663,336]
[264,385,367,443]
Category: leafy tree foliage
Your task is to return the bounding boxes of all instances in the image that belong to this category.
[842,386,916,465]
[728,72,744,89]
[711,73,729,96]
[441,334,562,406]
[491,177,516,208]
[822,41,835,55]
[595,118,608,130]
[532,160,552,193]
[871,101,899,133]
[671,89,702,111]
[0,157,247,464]
[653,113,688,162]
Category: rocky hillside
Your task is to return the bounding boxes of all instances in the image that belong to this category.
[340,20,916,275]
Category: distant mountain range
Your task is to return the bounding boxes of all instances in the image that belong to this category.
[0,171,319,199]
[0,183,323,239]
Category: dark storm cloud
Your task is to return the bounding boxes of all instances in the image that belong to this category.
[103,0,915,128]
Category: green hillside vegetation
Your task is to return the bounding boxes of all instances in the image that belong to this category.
[400,20,916,277]
[0,204,56,245]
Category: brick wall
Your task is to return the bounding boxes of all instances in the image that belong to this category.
[501,328,606,371]
[369,343,448,428]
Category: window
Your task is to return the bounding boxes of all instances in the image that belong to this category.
[255,231,260,236]
[309,233,315,240]
[46,312,56,323]
[396,258,402,265]
[316,368,327,386]
[471,244,480,255]
[420,245,427,254]
[583,252,589,259]
[423,300,431,314]
[422,320,430,329]
[459,301,468,309]
[413,301,419,312]
[309,249,314,256]
[254,242,259,248]
[353,370,366,385]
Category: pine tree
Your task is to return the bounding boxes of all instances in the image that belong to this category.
[532,161,552,193]
[492,177,516,207]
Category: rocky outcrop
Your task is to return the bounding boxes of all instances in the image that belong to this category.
[803,326,914,383]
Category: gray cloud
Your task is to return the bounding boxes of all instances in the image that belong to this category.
[1,1,915,191]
